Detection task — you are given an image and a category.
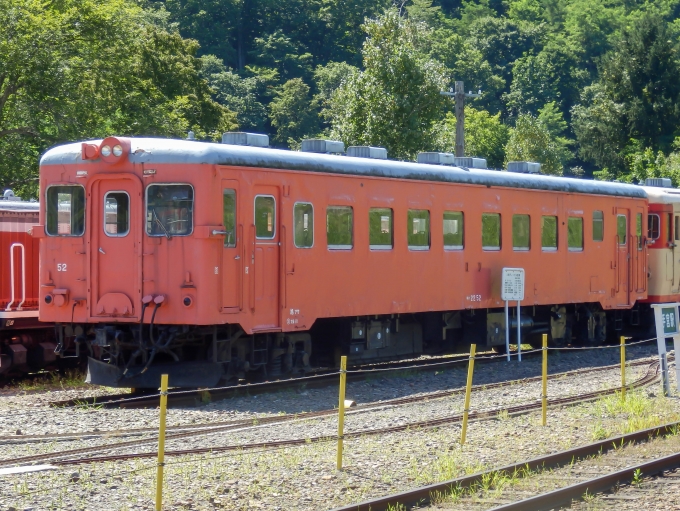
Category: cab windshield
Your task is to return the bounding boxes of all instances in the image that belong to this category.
[146,184,194,238]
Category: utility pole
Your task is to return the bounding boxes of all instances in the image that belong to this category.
[440,81,481,157]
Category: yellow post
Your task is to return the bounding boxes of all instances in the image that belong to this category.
[542,334,548,427]
[155,374,169,511]
[336,355,347,470]
[460,344,476,445]
[620,336,626,402]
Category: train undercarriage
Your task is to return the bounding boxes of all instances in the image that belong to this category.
[76,302,654,388]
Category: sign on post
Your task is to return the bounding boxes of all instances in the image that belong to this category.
[501,268,525,362]
[651,303,680,396]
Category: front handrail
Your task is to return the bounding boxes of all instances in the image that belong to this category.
[6,243,25,311]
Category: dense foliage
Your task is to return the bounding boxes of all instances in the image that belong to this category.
[5,0,680,194]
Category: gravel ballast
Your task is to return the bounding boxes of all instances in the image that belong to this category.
[0,342,677,511]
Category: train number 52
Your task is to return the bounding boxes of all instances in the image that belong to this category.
[57,263,67,272]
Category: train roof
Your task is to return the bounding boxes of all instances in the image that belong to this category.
[641,186,680,204]
[41,138,648,199]
[0,200,39,212]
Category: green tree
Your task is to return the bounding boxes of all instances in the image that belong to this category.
[572,15,680,180]
[269,78,318,146]
[505,113,571,175]
[0,0,236,197]
[327,9,448,160]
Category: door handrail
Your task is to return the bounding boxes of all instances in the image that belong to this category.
[6,243,25,311]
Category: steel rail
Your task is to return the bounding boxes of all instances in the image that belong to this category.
[488,450,680,510]
[330,419,680,511]
[0,359,657,468]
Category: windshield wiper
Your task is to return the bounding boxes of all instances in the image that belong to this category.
[152,209,172,240]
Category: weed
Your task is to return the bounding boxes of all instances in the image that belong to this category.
[632,468,643,487]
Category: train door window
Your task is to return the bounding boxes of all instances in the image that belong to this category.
[103,192,129,237]
[46,185,85,236]
[223,189,236,247]
[327,206,353,249]
[617,215,627,245]
[443,211,464,250]
[146,184,194,237]
[648,214,660,240]
[676,216,680,241]
[667,214,673,243]
[294,202,314,248]
[512,214,530,251]
[254,195,276,239]
[592,211,604,242]
[369,208,393,249]
[636,213,643,250]
[567,217,583,251]
[482,213,501,250]
[407,210,430,250]
[541,216,557,251]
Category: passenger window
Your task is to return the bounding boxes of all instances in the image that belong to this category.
[254,195,276,239]
[327,206,353,249]
[443,211,464,249]
[407,210,430,250]
[648,214,660,240]
[568,217,583,251]
[636,213,642,250]
[146,184,193,237]
[46,185,85,236]
[104,192,129,237]
[294,203,313,248]
[512,214,530,251]
[617,215,627,245]
[592,211,604,242]
[369,208,393,249]
[223,189,236,247]
[541,216,558,251]
[482,213,501,250]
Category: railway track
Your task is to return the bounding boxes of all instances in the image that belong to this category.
[1,354,659,446]
[332,417,680,511]
[0,357,662,469]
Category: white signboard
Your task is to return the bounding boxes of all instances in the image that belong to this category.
[502,268,525,301]
[651,303,680,395]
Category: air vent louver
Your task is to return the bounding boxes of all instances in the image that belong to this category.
[417,152,455,165]
[222,132,269,147]
[301,139,345,154]
[507,161,541,173]
[645,178,672,188]
[347,146,387,160]
[454,157,487,169]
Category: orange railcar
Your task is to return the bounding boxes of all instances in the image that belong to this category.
[37,137,649,387]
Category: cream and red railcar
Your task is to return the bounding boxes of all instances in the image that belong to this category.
[0,195,58,377]
[36,136,649,387]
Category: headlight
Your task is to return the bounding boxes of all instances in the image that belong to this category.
[112,144,123,157]
[101,145,111,157]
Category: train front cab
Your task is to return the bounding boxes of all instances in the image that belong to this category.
[642,185,680,303]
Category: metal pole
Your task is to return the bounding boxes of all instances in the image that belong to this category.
[517,301,522,362]
[620,336,626,402]
[542,334,548,426]
[454,81,465,157]
[461,344,476,444]
[505,300,510,362]
[337,355,347,470]
[155,374,169,511]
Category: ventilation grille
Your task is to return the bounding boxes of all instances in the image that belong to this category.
[222,132,269,147]
[347,146,387,160]
[645,177,672,188]
[507,161,541,173]
[454,157,487,169]
[417,152,455,165]
[301,139,345,154]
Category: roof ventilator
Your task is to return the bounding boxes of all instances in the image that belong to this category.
[222,132,269,148]
[454,157,487,169]
[507,161,541,174]
[301,139,345,154]
[417,152,455,165]
[645,177,672,188]
[347,146,387,160]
